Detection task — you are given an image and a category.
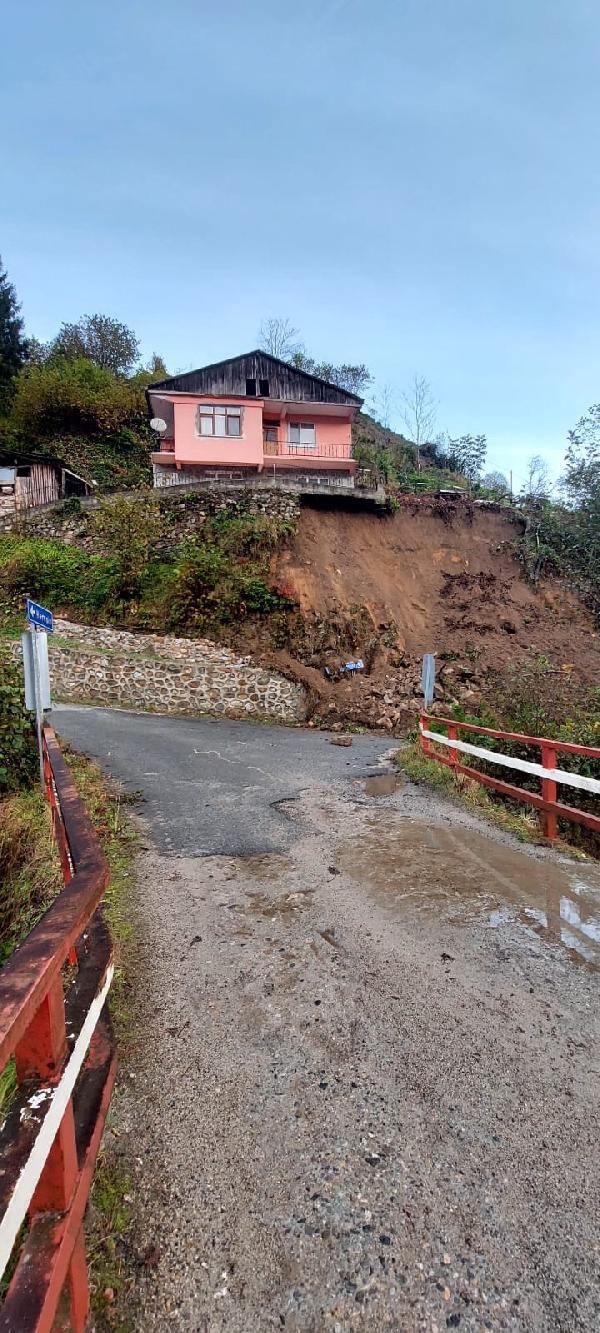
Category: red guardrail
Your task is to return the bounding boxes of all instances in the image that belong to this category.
[419,712,600,841]
[0,727,115,1331]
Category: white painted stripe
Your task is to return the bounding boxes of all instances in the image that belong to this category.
[420,726,600,796]
[0,963,114,1279]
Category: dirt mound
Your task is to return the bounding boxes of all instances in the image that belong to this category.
[274,499,600,681]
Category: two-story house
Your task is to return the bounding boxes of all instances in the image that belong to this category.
[146,351,363,489]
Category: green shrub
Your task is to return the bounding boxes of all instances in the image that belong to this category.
[0,646,37,794]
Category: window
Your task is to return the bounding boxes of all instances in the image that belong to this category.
[288,422,316,447]
[263,424,278,443]
[196,404,242,437]
[16,466,31,478]
[245,378,257,396]
[259,378,270,397]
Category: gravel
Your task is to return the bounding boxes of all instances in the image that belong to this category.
[54,709,600,1332]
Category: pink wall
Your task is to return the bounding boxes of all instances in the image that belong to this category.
[281,411,351,455]
[173,396,264,467]
[168,394,354,465]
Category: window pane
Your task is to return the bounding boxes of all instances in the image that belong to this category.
[227,415,241,436]
[227,406,241,416]
[214,414,226,436]
[289,423,300,443]
[300,424,315,445]
[214,405,226,414]
[199,415,213,435]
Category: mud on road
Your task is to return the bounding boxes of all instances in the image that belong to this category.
[55,711,600,1332]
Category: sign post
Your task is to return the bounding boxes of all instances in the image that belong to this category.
[421,653,436,708]
[23,600,54,790]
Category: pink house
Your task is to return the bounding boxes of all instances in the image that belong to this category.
[146,351,363,489]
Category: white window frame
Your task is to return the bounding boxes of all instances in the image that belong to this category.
[288,421,316,448]
[196,404,243,438]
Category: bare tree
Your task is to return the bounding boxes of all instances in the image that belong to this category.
[400,374,437,469]
[375,383,395,429]
[258,317,303,361]
[522,454,551,501]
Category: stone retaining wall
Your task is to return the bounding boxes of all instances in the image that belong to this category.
[0,483,299,545]
[11,619,307,724]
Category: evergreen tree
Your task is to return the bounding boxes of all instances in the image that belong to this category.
[0,256,28,414]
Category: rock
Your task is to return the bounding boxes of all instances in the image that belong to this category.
[329,735,352,747]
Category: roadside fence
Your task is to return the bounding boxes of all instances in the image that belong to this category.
[0,726,115,1332]
[419,712,600,841]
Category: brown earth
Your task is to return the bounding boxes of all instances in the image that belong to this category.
[269,498,600,732]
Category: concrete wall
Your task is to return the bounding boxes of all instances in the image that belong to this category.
[11,620,307,723]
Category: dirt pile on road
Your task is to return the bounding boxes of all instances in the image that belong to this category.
[271,496,600,732]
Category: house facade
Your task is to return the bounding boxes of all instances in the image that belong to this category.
[147,351,362,490]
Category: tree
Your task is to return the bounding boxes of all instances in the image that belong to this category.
[562,405,600,508]
[292,352,372,397]
[400,375,437,469]
[0,256,28,414]
[10,358,146,437]
[446,434,488,483]
[258,317,372,396]
[258,317,303,361]
[482,470,509,494]
[522,454,551,502]
[48,314,140,376]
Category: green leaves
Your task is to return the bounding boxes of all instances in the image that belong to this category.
[0,646,37,794]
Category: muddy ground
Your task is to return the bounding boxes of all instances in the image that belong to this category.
[53,707,600,1333]
[275,503,600,677]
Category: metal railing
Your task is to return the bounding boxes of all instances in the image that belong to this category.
[0,727,115,1331]
[420,712,600,840]
[263,441,352,460]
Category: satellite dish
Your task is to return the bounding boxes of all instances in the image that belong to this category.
[150,417,167,434]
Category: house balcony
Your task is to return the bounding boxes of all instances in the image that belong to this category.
[150,439,175,465]
[263,441,356,470]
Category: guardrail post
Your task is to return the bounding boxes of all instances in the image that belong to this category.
[447,722,458,769]
[420,713,430,756]
[540,742,558,842]
[14,978,89,1329]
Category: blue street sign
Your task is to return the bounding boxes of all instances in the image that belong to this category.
[26,598,54,633]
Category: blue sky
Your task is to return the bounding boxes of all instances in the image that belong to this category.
[2,0,599,485]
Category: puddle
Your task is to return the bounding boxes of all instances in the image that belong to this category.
[232,854,293,882]
[336,817,600,970]
[358,773,402,797]
[245,888,314,919]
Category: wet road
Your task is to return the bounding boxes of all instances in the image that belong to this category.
[54,707,600,1331]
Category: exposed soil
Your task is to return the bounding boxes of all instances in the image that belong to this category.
[276,501,598,672]
[268,499,600,732]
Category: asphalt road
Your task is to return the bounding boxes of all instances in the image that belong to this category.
[53,706,600,1332]
[53,705,393,856]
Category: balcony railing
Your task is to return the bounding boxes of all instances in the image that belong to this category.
[263,441,352,460]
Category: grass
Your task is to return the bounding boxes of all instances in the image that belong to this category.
[0,790,63,1115]
[0,750,139,1321]
[61,748,139,1326]
[398,739,543,844]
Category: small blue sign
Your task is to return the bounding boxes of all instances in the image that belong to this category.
[26,598,54,633]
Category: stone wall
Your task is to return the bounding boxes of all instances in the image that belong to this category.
[0,483,300,545]
[11,619,307,723]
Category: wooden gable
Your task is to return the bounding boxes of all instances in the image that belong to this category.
[149,350,363,406]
